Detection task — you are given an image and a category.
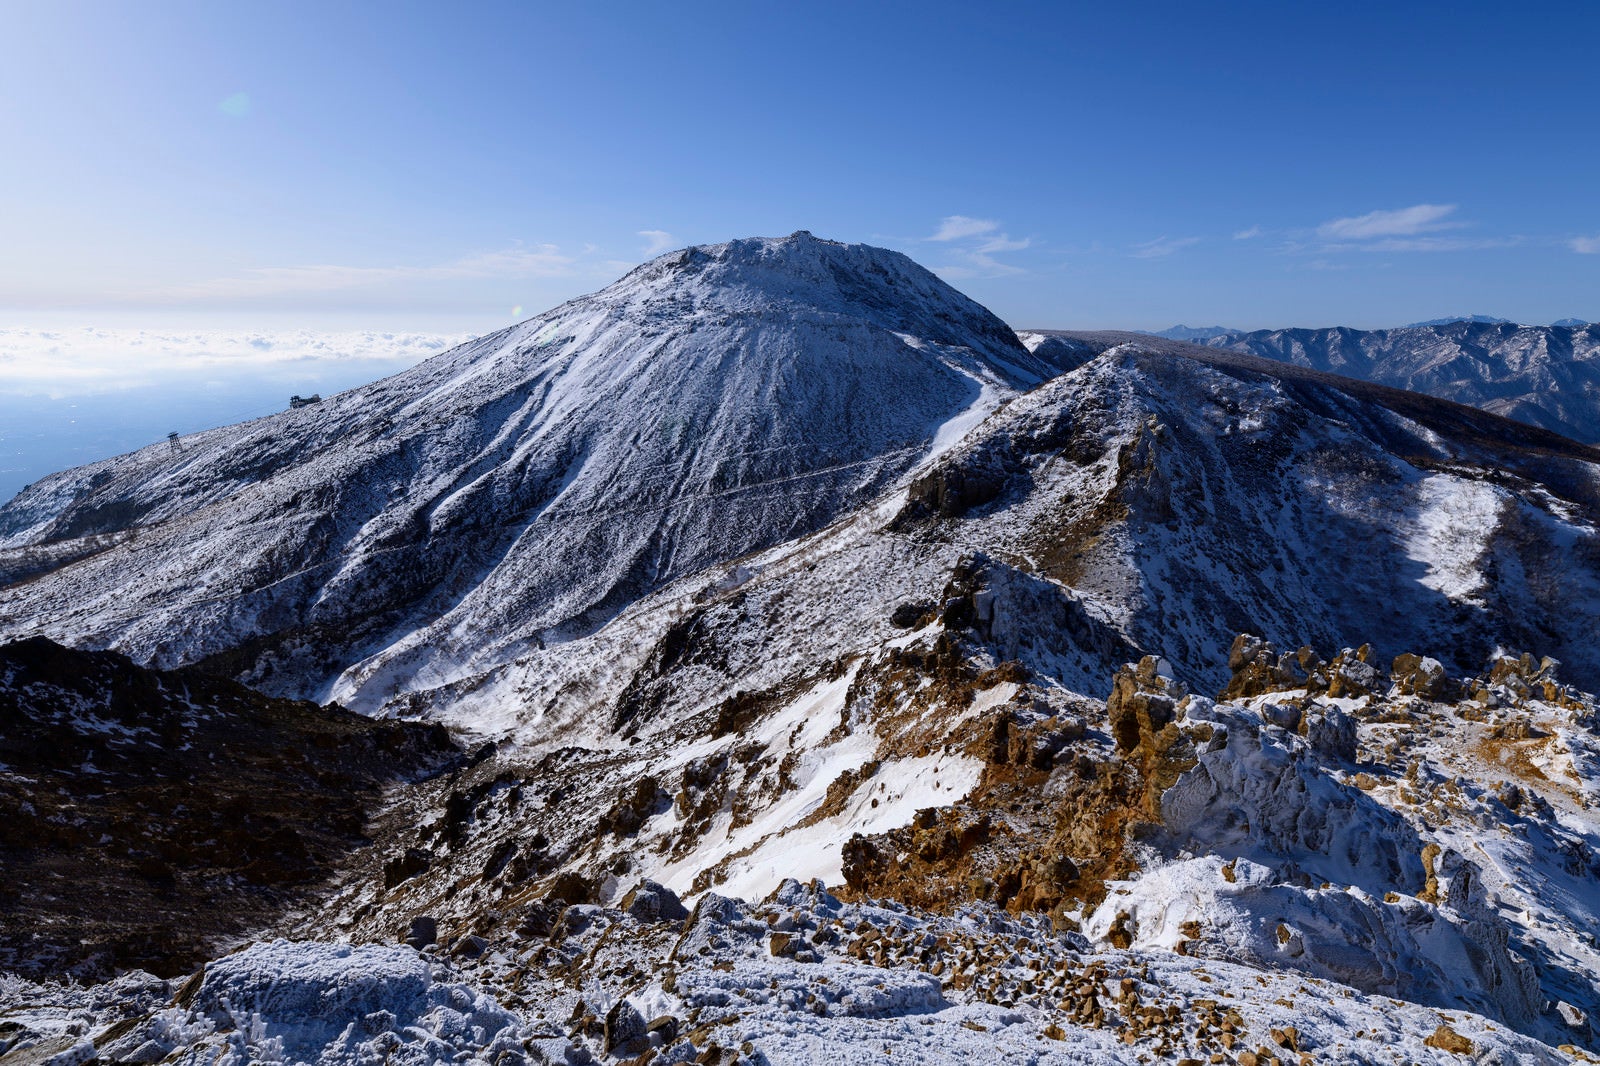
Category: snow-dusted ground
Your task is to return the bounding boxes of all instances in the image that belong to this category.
[1,880,1581,1065]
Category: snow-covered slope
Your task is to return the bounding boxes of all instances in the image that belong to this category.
[369,339,1600,741]
[187,339,1592,1060]
[0,233,1061,707]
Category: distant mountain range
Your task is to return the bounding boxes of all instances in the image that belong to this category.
[1195,320,1600,443]
[1404,314,1516,327]
[1143,324,1242,342]
[1151,316,1589,339]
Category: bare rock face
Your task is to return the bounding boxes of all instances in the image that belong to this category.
[842,656,1201,919]
[603,997,647,1056]
[1472,651,1582,709]
[1221,635,1307,700]
[905,458,1009,520]
[1391,653,1454,700]
[838,703,1125,920]
[1108,655,1187,757]
[618,879,689,923]
[1325,645,1382,698]
[1305,703,1357,762]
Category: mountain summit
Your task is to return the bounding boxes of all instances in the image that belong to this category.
[0,233,1059,708]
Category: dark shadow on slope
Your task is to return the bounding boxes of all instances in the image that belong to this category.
[0,637,459,979]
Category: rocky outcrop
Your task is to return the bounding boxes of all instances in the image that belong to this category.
[841,656,1204,919]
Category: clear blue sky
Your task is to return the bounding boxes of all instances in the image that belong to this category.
[3,0,1599,336]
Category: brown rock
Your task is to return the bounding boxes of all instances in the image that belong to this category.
[1107,911,1134,949]
[1424,1024,1474,1055]
[1392,653,1453,700]
[1222,634,1306,699]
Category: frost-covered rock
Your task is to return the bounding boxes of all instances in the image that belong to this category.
[1161,701,1423,891]
[99,941,533,1066]
[1085,856,1541,1028]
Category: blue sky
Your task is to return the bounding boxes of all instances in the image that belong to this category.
[3,0,1599,341]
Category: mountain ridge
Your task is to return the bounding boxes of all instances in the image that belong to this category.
[0,233,1068,710]
[1197,320,1600,443]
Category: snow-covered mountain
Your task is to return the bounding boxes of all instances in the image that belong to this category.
[5,238,1600,1065]
[1194,320,1600,443]
[0,233,1065,708]
[178,334,1594,1059]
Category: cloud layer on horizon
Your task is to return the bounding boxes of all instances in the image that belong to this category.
[0,326,472,395]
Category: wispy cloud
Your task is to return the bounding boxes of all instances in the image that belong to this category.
[1130,236,1201,259]
[639,229,675,256]
[1571,235,1600,254]
[1318,203,1459,240]
[218,92,251,118]
[926,216,1029,279]
[1233,226,1263,240]
[977,234,1029,254]
[931,216,999,242]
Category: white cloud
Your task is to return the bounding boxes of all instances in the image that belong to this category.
[1317,203,1459,240]
[639,230,675,256]
[935,254,1027,282]
[1233,226,1263,240]
[1571,235,1600,254]
[977,234,1030,254]
[931,216,1000,241]
[925,216,1030,279]
[0,326,471,395]
[1130,236,1201,259]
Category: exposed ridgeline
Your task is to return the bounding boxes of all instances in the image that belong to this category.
[0,233,1066,708]
[915,342,1600,694]
[1202,321,1600,444]
[1034,323,1600,444]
